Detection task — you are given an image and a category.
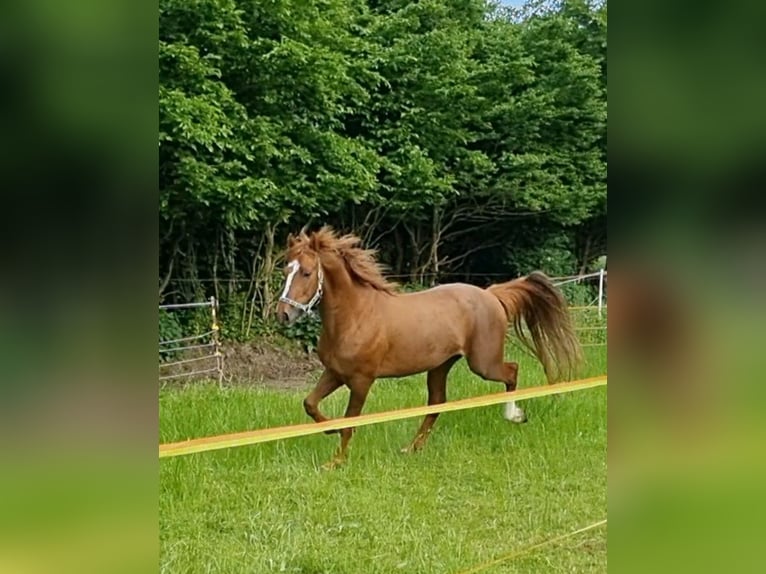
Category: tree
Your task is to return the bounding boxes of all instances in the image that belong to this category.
[158,0,608,335]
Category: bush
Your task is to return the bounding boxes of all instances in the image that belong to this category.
[159,309,184,362]
[218,291,261,342]
[282,312,322,353]
[560,281,598,307]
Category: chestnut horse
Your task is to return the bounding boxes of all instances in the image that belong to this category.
[276,227,581,468]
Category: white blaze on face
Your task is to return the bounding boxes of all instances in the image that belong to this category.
[280,260,300,301]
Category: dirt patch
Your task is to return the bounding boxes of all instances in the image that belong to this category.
[221,340,323,390]
[160,338,323,391]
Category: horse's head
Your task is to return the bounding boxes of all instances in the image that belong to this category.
[276,225,396,324]
[276,231,323,325]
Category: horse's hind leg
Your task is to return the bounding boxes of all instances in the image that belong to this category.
[466,342,527,423]
[500,361,527,423]
[401,356,460,454]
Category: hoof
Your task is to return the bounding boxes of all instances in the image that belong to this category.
[503,402,527,424]
[400,440,426,454]
[321,457,346,471]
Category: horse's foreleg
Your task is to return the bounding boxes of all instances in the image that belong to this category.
[402,357,458,454]
[304,370,343,434]
[323,378,372,470]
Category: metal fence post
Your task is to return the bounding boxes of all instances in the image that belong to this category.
[597,269,605,319]
[210,296,223,387]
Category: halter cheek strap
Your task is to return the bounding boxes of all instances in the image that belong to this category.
[279,260,324,313]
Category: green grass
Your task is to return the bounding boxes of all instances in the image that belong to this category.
[160,345,607,574]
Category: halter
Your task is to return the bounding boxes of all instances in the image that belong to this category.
[279,259,324,314]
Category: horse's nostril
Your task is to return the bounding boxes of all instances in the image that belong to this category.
[279,310,289,324]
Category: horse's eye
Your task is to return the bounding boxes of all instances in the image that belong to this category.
[302,270,311,277]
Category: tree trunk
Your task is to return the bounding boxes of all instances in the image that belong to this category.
[243,234,264,339]
[394,226,404,275]
[428,205,442,286]
[406,223,422,284]
[212,232,221,306]
[259,224,277,321]
[578,233,592,275]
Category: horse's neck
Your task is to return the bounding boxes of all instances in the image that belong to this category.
[318,262,370,336]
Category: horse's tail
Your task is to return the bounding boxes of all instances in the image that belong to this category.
[487,271,582,383]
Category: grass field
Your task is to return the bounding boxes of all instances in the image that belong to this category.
[160,343,606,574]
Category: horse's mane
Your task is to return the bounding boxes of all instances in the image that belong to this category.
[287,226,398,294]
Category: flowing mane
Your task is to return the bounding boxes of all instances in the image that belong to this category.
[288,226,398,294]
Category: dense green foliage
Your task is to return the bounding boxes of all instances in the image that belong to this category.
[159,0,607,337]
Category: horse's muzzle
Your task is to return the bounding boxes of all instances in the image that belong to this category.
[276,303,301,325]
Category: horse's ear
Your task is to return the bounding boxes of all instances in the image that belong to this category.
[287,233,296,247]
[299,224,310,241]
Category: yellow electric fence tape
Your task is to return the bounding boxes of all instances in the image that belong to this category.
[455,518,607,574]
[159,375,606,459]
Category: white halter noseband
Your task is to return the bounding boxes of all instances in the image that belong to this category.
[279,260,324,313]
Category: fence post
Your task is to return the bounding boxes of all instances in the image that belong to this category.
[210,296,223,387]
[597,269,605,319]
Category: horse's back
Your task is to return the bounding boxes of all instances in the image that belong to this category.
[397,282,503,316]
[370,283,506,376]
[399,282,508,344]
